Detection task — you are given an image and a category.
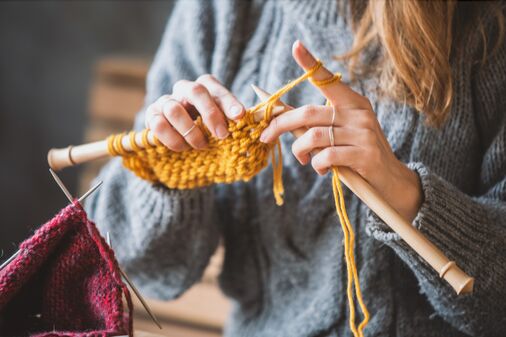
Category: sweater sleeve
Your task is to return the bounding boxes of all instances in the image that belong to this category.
[365,36,506,335]
[85,0,221,301]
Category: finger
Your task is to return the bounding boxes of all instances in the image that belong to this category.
[196,74,245,120]
[292,40,368,109]
[291,127,360,165]
[172,80,229,139]
[311,146,361,175]
[145,96,172,128]
[145,102,161,129]
[260,105,334,143]
[147,113,190,152]
[160,98,208,149]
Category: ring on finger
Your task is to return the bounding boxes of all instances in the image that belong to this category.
[328,126,335,147]
[182,123,197,138]
[330,106,336,126]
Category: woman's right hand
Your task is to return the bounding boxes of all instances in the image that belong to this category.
[145,75,245,151]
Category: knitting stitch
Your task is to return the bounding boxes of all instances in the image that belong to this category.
[0,201,132,337]
[108,116,272,195]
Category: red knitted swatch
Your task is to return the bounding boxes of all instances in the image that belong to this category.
[0,201,132,337]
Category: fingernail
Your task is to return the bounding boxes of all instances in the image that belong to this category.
[216,124,229,139]
[229,105,242,118]
[296,40,308,52]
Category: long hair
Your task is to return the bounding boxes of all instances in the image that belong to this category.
[341,0,505,126]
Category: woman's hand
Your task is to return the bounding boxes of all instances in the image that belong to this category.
[260,41,422,222]
[145,75,245,151]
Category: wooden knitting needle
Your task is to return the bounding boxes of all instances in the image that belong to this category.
[0,171,103,272]
[106,233,163,330]
[47,104,290,171]
[251,85,474,295]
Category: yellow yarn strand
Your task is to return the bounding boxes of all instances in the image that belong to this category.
[106,60,369,335]
[323,96,369,336]
[332,167,370,337]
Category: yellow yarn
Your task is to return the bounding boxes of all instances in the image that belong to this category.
[107,60,369,335]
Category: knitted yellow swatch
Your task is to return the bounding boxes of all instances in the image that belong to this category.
[107,61,369,336]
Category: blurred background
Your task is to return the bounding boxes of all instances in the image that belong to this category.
[0,1,229,336]
[0,0,171,256]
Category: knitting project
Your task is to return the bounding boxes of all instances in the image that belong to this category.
[0,201,132,337]
[108,115,275,200]
[107,61,370,336]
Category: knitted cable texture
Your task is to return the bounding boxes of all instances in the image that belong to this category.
[0,201,133,337]
[107,61,369,336]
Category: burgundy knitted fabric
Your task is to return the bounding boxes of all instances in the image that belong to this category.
[0,201,133,337]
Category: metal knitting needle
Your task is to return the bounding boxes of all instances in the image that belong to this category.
[106,232,163,330]
[1,172,103,272]
[49,168,73,203]
[2,169,73,271]
[0,250,20,270]
[78,181,103,203]
[50,168,103,205]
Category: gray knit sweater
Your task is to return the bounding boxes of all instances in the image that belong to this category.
[85,1,506,336]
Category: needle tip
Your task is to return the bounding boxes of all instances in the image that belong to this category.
[49,169,74,203]
[250,84,269,101]
[78,180,103,203]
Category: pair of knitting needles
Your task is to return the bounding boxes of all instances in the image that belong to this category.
[0,170,102,271]
[48,169,162,329]
[45,83,473,293]
[0,169,162,329]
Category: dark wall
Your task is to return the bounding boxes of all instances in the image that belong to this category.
[0,1,173,258]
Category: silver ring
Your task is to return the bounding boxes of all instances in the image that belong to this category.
[331,106,336,126]
[182,123,197,138]
[328,126,335,147]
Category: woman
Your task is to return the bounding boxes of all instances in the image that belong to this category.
[86,1,506,336]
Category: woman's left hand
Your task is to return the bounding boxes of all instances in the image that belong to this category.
[260,41,423,222]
